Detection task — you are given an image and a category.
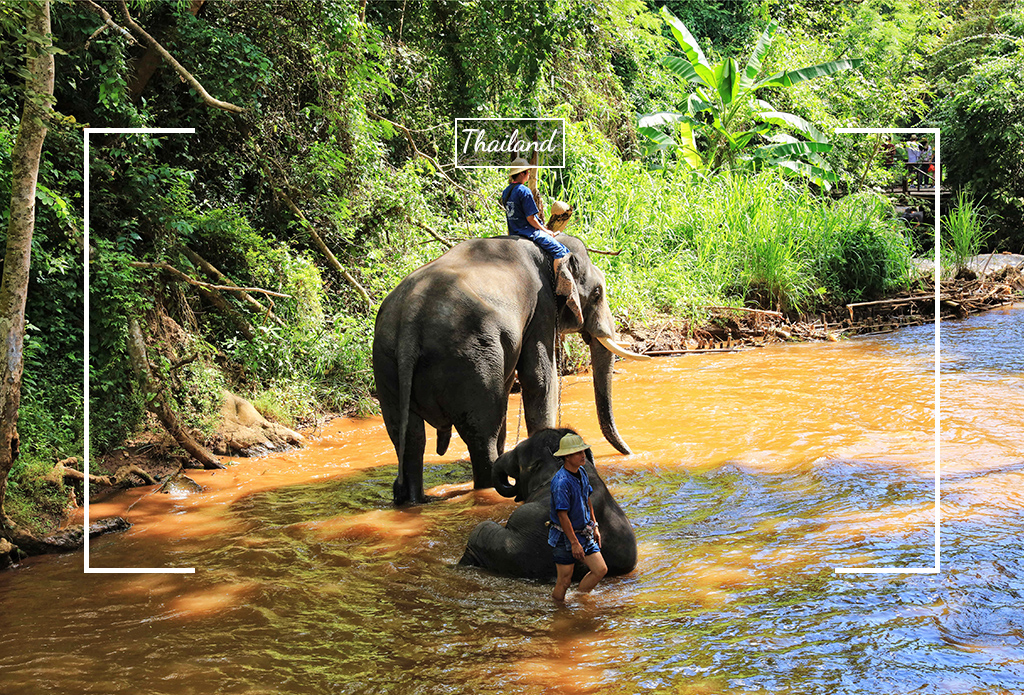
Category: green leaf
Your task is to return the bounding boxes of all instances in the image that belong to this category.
[660,6,711,72]
[716,58,739,107]
[742,21,778,88]
[676,121,703,169]
[754,58,864,90]
[638,111,688,128]
[768,158,839,189]
[638,126,677,153]
[685,93,714,115]
[756,111,829,143]
[663,56,710,88]
[754,141,833,159]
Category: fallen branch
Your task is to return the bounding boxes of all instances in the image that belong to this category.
[706,305,784,318]
[127,319,224,469]
[129,261,291,298]
[180,246,284,326]
[586,247,622,256]
[50,461,158,488]
[409,218,453,249]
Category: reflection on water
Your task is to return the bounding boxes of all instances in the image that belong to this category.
[1,307,1022,694]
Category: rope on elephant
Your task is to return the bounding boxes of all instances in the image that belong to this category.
[514,395,523,448]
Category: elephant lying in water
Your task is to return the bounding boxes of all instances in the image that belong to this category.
[373,233,648,505]
[459,428,637,580]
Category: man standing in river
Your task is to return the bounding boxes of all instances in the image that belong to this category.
[549,433,608,601]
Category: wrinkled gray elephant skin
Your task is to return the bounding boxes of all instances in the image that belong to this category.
[373,234,646,505]
[459,428,637,580]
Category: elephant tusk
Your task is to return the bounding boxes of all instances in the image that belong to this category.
[596,335,651,361]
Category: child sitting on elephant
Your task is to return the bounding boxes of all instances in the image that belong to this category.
[502,158,583,324]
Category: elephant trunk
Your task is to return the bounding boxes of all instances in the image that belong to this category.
[492,455,519,499]
[590,336,632,455]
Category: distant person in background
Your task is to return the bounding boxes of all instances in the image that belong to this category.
[906,135,921,191]
[919,139,934,190]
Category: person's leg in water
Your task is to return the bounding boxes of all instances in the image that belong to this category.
[552,562,574,601]
[577,550,608,593]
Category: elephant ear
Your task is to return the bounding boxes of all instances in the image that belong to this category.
[525,443,563,498]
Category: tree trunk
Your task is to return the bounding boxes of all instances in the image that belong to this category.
[0,0,54,541]
[126,319,224,469]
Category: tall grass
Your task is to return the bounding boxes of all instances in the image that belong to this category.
[546,122,915,317]
[942,190,994,277]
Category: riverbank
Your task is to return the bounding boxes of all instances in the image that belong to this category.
[615,256,1024,359]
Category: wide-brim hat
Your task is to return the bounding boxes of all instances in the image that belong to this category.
[548,200,573,232]
[554,433,590,457]
[509,157,532,176]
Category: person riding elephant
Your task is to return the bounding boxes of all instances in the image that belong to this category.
[373,232,649,505]
[502,158,583,324]
[458,428,637,581]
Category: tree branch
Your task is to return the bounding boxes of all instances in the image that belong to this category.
[75,0,243,113]
[258,158,372,308]
[377,115,475,194]
[180,246,285,326]
[408,218,453,249]
[129,261,291,298]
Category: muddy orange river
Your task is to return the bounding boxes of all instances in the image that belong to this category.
[2,307,1023,694]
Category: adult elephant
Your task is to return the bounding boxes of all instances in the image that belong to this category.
[459,428,637,579]
[373,233,648,505]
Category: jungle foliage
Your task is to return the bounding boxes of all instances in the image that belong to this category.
[2,0,1023,535]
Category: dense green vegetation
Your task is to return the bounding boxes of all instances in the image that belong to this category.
[2,0,1023,540]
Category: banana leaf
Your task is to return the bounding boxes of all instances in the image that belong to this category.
[756,111,829,143]
[660,6,711,72]
[742,21,778,88]
[754,58,864,90]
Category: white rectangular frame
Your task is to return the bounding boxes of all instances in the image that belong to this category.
[453,117,565,169]
[833,127,941,575]
[83,127,196,574]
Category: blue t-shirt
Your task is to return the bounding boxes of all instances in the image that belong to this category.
[549,466,593,531]
[501,183,541,236]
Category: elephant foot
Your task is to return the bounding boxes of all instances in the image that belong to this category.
[393,480,430,506]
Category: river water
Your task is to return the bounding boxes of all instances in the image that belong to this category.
[1,307,1022,694]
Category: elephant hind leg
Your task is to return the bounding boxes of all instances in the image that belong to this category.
[390,411,427,505]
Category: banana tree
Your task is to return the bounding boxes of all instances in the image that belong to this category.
[639,7,863,189]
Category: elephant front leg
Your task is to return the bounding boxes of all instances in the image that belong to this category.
[390,412,427,505]
[518,336,559,435]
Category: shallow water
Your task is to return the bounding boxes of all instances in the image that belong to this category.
[1,307,1022,694]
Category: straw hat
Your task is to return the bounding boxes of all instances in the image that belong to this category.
[547,201,573,232]
[509,157,532,177]
[553,433,590,457]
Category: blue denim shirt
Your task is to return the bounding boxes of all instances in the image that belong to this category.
[547,465,593,547]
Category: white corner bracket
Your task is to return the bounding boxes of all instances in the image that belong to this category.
[832,127,941,575]
[83,127,197,574]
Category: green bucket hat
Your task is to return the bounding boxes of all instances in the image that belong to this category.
[553,433,590,457]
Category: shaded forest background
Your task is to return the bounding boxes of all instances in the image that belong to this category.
[1,0,1022,544]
